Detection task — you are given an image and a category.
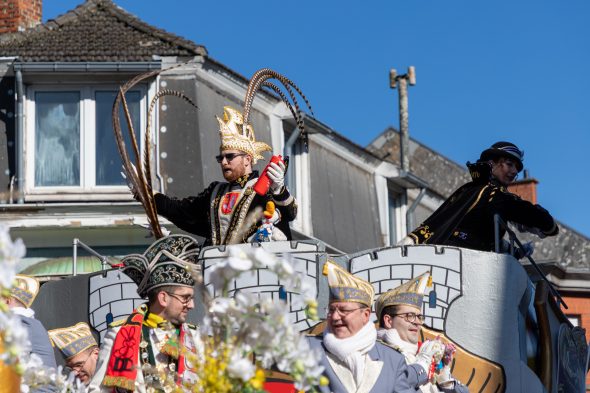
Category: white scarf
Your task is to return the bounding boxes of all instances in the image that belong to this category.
[377,328,418,361]
[323,321,376,385]
[11,306,35,318]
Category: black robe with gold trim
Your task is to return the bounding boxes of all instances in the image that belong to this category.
[409,162,558,251]
[154,171,297,246]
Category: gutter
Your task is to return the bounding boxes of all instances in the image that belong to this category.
[16,67,24,203]
[12,61,162,73]
[283,125,300,193]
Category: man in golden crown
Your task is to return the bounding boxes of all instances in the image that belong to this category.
[88,235,202,393]
[4,274,57,370]
[154,106,297,246]
[49,322,99,385]
[375,274,469,393]
[308,261,430,393]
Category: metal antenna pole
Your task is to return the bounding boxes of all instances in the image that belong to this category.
[389,66,416,173]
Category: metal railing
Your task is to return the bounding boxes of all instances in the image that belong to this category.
[72,238,112,276]
[493,214,567,309]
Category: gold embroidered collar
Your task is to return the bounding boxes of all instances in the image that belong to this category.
[232,171,259,188]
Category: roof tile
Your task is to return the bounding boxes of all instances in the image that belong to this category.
[0,0,206,62]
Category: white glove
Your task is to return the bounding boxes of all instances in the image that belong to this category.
[267,209,281,225]
[396,235,415,246]
[414,339,445,374]
[267,161,286,194]
[434,364,455,388]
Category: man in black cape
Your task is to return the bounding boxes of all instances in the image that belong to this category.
[404,141,558,252]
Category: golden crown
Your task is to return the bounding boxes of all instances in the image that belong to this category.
[217,106,271,164]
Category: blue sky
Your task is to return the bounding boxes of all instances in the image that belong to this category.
[45,1,590,237]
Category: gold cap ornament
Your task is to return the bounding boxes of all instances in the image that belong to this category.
[323,261,375,307]
[11,275,40,308]
[375,272,431,320]
[48,322,97,360]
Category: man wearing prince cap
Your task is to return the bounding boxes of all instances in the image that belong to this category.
[5,275,56,370]
[49,322,99,385]
[88,235,202,393]
[307,261,428,393]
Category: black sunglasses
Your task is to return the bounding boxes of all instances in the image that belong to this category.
[215,153,247,163]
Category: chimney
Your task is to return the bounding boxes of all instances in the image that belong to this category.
[0,0,42,34]
[508,170,538,204]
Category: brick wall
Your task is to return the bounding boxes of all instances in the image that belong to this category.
[560,294,590,389]
[0,0,42,34]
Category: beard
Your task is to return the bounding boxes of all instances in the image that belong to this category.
[222,166,248,182]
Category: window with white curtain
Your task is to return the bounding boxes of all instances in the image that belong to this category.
[26,86,146,199]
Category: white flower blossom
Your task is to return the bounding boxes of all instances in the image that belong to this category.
[226,352,256,381]
[199,246,324,390]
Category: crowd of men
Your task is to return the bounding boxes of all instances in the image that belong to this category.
[14,102,560,392]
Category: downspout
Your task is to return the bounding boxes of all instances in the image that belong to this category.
[406,187,426,233]
[15,68,24,204]
[283,125,300,193]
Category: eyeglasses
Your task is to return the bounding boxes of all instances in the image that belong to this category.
[65,351,92,373]
[326,305,366,317]
[392,312,426,323]
[165,292,194,306]
[216,153,247,163]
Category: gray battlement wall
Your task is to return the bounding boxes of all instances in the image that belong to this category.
[33,241,547,392]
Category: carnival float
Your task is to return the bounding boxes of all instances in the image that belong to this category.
[1,65,587,393]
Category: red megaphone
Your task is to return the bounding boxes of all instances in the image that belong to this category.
[253,155,284,196]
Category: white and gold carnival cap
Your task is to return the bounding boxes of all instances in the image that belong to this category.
[11,274,40,308]
[217,106,271,164]
[375,272,431,320]
[48,322,97,360]
[323,261,374,307]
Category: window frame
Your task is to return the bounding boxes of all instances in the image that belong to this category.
[24,83,153,201]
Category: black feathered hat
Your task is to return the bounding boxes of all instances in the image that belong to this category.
[120,235,200,298]
[479,141,524,172]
